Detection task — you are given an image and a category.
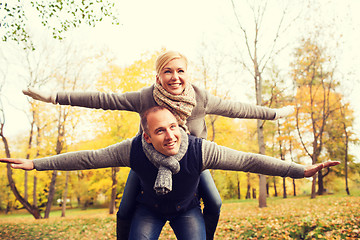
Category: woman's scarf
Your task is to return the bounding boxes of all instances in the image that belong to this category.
[141,128,188,195]
[153,82,196,132]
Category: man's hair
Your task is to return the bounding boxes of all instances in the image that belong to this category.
[140,106,171,135]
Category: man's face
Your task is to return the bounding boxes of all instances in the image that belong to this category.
[143,109,182,156]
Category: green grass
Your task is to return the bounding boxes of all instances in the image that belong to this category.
[0,207,108,219]
[1,194,359,239]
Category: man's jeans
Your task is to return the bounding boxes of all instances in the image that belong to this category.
[129,205,206,240]
[117,169,222,240]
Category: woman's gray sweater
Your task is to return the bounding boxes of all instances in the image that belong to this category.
[57,84,277,138]
[34,137,305,179]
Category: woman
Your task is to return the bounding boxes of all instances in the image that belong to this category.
[23,50,294,240]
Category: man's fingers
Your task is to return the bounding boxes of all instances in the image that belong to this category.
[322,161,341,168]
[304,161,340,177]
[11,163,26,169]
[0,158,22,164]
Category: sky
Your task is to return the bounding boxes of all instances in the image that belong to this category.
[1,0,359,158]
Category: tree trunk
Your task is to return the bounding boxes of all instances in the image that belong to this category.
[109,167,119,214]
[343,121,350,195]
[311,175,317,199]
[24,172,28,201]
[283,178,287,198]
[317,170,324,195]
[252,188,256,199]
[1,132,42,219]
[311,154,318,198]
[257,120,267,208]
[237,174,241,199]
[273,177,277,197]
[246,173,251,199]
[33,175,37,207]
[33,126,42,209]
[255,60,267,207]
[293,179,296,196]
[61,172,69,217]
[24,117,35,202]
[44,171,57,218]
[45,108,65,219]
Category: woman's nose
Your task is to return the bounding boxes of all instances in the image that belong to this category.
[171,72,179,80]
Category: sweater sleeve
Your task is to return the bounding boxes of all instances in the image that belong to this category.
[201,140,305,178]
[56,87,152,112]
[203,89,276,120]
[33,139,133,171]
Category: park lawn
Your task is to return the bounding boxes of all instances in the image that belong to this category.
[0,195,359,239]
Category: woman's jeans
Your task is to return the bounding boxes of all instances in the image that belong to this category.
[129,205,206,240]
[116,169,222,240]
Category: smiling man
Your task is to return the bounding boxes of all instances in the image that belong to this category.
[0,106,340,240]
[142,107,181,156]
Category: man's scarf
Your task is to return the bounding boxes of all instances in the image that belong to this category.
[153,82,196,132]
[141,128,188,195]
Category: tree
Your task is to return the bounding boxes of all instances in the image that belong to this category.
[291,38,353,198]
[195,41,236,142]
[230,0,302,207]
[324,99,358,195]
[0,84,42,218]
[0,0,119,50]
[42,42,95,218]
[94,51,156,214]
[195,42,257,200]
[339,104,351,195]
[0,31,100,217]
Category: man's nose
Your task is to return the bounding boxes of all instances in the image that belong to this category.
[165,130,175,140]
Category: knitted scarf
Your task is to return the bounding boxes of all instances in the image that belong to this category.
[153,82,196,131]
[141,128,188,195]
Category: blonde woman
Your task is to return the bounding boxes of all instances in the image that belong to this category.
[24,51,294,240]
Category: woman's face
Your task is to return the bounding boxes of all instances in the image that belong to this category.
[156,58,188,95]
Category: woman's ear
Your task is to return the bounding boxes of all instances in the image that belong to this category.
[156,75,161,85]
[143,132,152,144]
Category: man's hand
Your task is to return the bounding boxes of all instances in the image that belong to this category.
[304,161,340,177]
[22,87,57,104]
[0,158,34,170]
[274,106,295,120]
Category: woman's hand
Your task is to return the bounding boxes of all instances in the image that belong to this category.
[274,106,295,120]
[22,87,57,104]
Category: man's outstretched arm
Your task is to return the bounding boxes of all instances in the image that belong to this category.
[0,139,133,171]
[202,140,340,178]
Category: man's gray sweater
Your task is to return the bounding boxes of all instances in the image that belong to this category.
[34,136,305,179]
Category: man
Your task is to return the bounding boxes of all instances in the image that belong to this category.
[0,106,340,240]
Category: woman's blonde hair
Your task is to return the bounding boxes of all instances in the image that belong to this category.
[155,51,188,75]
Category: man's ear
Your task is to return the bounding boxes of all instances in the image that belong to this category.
[143,132,152,144]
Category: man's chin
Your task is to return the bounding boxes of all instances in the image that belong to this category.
[165,149,180,156]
